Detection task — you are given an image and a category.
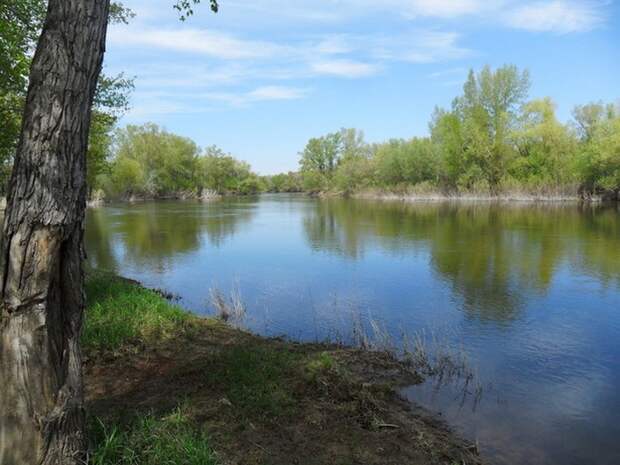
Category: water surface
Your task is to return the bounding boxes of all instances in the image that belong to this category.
[85,195,620,465]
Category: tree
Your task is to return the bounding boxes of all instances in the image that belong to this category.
[88,73,134,196]
[572,102,617,142]
[430,107,465,189]
[374,138,438,187]
[110,123,200,197]
[198,146,253,194]
[0,0,45,192]
[299,132,342,176]
[0,0,134,195]
[511,98,577,187]
[0,2,111,463]
[0,1,216,463]
[577,114,620,195]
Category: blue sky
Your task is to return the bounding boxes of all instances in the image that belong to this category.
[105,0,620,174]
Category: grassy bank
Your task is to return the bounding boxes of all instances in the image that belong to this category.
[84,271,484,465]
[336,186,618,203]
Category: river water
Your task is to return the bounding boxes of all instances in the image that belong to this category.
[85,195,620,465]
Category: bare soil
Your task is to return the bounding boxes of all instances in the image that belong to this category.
[85,320,484,465]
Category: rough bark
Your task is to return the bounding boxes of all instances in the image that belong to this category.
[0,1,110,464]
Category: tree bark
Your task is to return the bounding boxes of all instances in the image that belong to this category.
[0,1,110,464]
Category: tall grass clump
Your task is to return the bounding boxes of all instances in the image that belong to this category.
[90,408,218,465]
[84,270,193,351]
[209,285,246,326]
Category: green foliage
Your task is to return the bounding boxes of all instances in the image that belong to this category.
[90,408,217,465]
[300,133,341,175]
[305,352,337,380]
[510,98,578,187]
[0,1,135,195]
[174,0,220,20]
[0,0,45,190]
[84,270,192,351]
[108,124,199,197]
[302,170,328,193]
[451,65,530,191]
[0,0,44,93]
[374,138,438,187]
[264,172,303,192]
[237,174,263,195]
[294,66,619,197]
[197,145,256,194]
[103,125,262,198]
[572,102,617,142]
[88,74,135,194]
[577,115,620,192]
[333,156,374,193]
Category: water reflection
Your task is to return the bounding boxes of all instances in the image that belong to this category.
[85,200,257,273]
[303,199,620,323]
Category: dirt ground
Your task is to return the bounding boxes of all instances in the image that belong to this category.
[85,320,484,465]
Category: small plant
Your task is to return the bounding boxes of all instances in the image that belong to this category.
[209,285,246,327]
[306,352,337,380]
[89,408,218,465]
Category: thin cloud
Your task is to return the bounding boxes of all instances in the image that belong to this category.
[504,1,606,33]
[311,59,380,78]
[247,86,309,101]
[401,0,487,18]
[372,31,473,64]
[108,27,287,59]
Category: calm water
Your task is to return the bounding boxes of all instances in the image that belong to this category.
[85,195,620,465]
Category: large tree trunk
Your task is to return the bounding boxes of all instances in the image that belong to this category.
[0,1,110,464]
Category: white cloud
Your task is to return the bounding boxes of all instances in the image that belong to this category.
[505,1,605,33]
[247,86,308,101]
[222,0,491,21]
[218,0,608,33]
[108,27,287,59]
[372,31,473,63]
[311,59,380,78]
[401,0,487,18]
[131,85,309,112]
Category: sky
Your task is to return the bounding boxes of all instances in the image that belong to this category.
[104,0,620,174]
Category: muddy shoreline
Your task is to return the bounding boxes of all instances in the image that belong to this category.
[84,273,485,465]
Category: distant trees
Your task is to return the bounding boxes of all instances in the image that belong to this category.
[297,65,620,199]
[511,98,576,187]
[576,106,620,193]
[263,172,303,193]
[298,128,370,192]
[432,65,531,192]
[103,124,261,198]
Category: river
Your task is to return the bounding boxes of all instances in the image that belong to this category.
[85,194,620,465]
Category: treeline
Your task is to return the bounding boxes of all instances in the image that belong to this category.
[0,1,135,195]
[95,124,264,199]
[297,65,620,199]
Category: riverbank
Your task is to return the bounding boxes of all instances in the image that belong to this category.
[84,270,484,465]
[345,187,619,203]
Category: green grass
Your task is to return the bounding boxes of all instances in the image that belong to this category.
[209,345,299,419]
[84,270,192,351]
[90,408,218,465]
[305,351,337,379]
[84,269,302,463]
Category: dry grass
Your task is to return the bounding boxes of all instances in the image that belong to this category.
[209,285,246,327]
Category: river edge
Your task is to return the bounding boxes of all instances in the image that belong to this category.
[344,188,619,203]
[84,270,484,465]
